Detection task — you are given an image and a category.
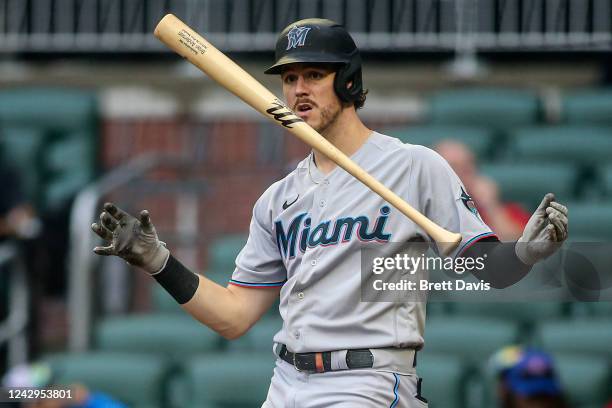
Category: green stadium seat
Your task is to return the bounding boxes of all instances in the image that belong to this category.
[0,88,97,130]
[562,88,612,125]
[44,351,168,408]
[228,317,282,352]
[600,164,612,198]
[152,284,184,314]
[428,88,541,131]
[418,352,468,408]
[42,132,97,211]
[480,163,576,211]
[95,314,222,361]
[424,316,520,364]
[510,126,612,165]
[426,302,453,316]
[178,352,275,408]
[451,302,563,327]
[205,234,248,285]
[0,127,45,200]
[0,89,99,213]
[570,302,612,317]
[536,319,612,359]
[555,353,610,407]
[562,202,612,241]
[559,240,612,304]
[45,132,96,172]
[448,252,568,326]
[385,125,497,159]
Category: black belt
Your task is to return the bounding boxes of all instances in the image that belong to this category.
[278,344,374,373]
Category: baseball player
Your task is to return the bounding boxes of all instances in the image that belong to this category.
[91,19,569,407]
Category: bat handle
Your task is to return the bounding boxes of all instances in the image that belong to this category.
[400,202,462,256]
[434,232,463,257]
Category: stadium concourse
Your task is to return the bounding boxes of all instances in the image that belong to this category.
[0,1,611,407]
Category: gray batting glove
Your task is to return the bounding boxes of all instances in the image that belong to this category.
[91,202,170,274]
[515,193,569,265]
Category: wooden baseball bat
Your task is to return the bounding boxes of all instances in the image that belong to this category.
[154,14,462,255]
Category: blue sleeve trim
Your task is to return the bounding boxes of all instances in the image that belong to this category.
[229,279,286,288]
[456,231,498,257]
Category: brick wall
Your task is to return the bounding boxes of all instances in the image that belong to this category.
[99,115,411,274]
[100,117,309,269]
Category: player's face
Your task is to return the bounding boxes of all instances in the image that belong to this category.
[281,64,343,134]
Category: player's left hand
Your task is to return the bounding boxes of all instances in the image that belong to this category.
[515,193,568,265]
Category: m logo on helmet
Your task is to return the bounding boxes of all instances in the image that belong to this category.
[286,26,311,50]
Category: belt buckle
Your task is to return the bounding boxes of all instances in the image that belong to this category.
[292,353,302,372]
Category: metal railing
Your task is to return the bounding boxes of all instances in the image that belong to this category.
[67,153,207,351]
[0,242,29,368]
[0,0,610,53]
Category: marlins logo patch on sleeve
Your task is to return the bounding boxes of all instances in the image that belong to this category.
[460,187,482,221]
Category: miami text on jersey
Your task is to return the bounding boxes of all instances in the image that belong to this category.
[275,206,392,258]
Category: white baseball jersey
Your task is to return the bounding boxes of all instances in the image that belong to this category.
[230,132,494,354]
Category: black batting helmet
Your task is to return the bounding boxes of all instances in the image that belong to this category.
[265,18,364,105]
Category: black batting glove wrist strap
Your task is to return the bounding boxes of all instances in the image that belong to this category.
[153,255,199,304]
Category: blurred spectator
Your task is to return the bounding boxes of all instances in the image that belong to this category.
[489,345,526,405]
[434,140,530,241]
[2,363,127,408]
[489,345,525,377]
[0,164,40,241]
[0,163,43,367]
[602,54,612,84]
[490,347,568,408]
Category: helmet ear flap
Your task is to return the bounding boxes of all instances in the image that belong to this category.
[333,54,363,103]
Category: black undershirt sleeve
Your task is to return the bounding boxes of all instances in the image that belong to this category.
[462,237,532,289]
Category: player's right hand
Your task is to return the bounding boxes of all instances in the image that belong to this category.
[91,202,170,274]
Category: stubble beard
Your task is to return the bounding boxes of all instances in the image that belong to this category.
[314,102,343,135]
